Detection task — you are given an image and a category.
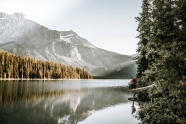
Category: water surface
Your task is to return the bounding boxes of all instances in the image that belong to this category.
[0,79,139,124]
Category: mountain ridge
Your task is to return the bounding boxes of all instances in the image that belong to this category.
[0,12,137,77]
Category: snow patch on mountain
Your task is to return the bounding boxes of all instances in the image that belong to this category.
[80,39,96,48]
[70,46,82,60]
[52,42,60,58]
[60,33,73,44]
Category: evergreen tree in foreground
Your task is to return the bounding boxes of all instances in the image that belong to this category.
[137,0,186,123]
[135,0,152,87]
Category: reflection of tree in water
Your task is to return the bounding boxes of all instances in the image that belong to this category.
[0,81,71,106]
[131,101,136,114]
[0,81,133,124]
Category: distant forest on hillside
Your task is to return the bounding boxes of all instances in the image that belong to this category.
[0,50,92,79]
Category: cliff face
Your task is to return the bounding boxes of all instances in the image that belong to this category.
[0,12,137,77]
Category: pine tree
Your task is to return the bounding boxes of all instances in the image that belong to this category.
[0,50,92,80]
[138,0,186,123]
[135,0,152,86]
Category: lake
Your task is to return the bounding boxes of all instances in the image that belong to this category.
[0,79,140,124]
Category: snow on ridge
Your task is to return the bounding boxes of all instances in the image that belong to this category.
[63,34,74,37]
[70,46,82,61]
[84,43,96,48]
[52,41,82,61]
[79,38,96,48]
[45,47,50,54]
[60,33,73,44]
[52,42,56,55]
[60,32,96,48]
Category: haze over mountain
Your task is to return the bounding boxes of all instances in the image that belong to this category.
[0,12,137,78]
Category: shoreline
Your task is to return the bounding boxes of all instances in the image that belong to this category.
[0,78,93,81]
[0,78,131,81]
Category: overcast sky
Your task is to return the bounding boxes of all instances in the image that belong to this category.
[0,0,142,55]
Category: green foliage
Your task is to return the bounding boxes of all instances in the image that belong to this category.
[0,50,92,79]
[135,0,152,82]
[137,0,186,123]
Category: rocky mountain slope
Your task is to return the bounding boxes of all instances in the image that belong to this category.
[0,12,137,77]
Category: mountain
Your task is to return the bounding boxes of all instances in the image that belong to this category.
[0,12,137,77]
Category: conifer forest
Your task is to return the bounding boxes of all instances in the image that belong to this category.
[0,50,92,79]
[136,0,186,123]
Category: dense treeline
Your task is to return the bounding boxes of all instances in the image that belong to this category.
[0,50,92,79]
[136,0,186,123]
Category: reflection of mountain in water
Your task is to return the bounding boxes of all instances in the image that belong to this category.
[0,81,132,124]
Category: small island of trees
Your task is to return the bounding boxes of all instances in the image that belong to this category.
[0,49,92,80]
